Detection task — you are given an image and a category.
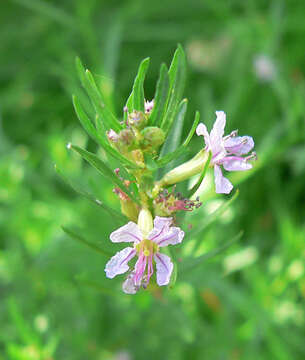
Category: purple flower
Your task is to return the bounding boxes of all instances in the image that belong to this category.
[105,216,184,294]
[144,99,154,114]
[196,111,256,194]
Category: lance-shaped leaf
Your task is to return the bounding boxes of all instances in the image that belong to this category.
[69,145,140,204]
[157,99,187,177]
[62,226,112,257]
[180,231,243,274]
[187,151,212,198]
[125,57,150,113]
[72,95,141,170]
[161,45,186,135]
[156,110,200,168]
[190,189,240,238]
[75,57,121,132]
[55,164,127,222]
[150,63,170,126]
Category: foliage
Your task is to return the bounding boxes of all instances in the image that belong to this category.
[1,0,305,359]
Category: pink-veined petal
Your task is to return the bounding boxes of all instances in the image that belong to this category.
[154,226,184,247]
[196,123,211,149]
[133,254,147,286]
[105,247,136,279]
[153,216,173,230]
[222,158,253,171]
[224,136,254,155]
[214,165,233,194]
[148,217,173,242]
[154,253,173,286]
[110,222,142,244]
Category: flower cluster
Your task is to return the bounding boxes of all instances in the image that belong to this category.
[69,48,256,295]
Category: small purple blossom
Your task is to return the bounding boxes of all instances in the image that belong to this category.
[105,216,184,294]
[145,99,154,114]
[196,111,256,194]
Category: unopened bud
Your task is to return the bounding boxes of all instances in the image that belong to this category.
[138,208,153,238]
[141,127,165,149]
[118,129,135,147]
[107,129,119,143]
[128,111,147,129]
[160,150,210,187]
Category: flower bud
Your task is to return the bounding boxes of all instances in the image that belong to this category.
[128,111,147,129]
[160,150,209,186]
[141,127,165,150]
[137,208,153,238]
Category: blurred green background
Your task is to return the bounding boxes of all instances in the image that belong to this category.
[1,0,305,359]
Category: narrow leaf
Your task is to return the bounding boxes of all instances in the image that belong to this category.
[62,226,112,257]
[69,145,140,204]
[150,63,170,126]
[161,45,186,134]
[55,164,127,222]
[75,57,121,132]
[190,189,240,238]
[181,231,243,273]
[156,110,200,167]
[133,57,150,111]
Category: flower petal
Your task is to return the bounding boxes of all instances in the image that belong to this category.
[222,158,253,171]
[133,254,147,286]
[148,217,173,241]
[110,222,142,243]
[153,216,173,230]
[122,272,139,294]
[154,253,173,286]
[196,123,210,149]
[224,136,254,155]
[214,165,233,194]
[105,247,136,279]
[154,226,184,247]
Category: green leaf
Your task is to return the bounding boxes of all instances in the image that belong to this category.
[62,226,112,257]
[187,151,212,198]
[190,189,240,238]
[55,164,127,222]
[161,45,186,135]
[72,95,103,144]
[180,231,243,273]
[156,110,200,168]
[75,57,121,132]
[69,145,140,204]
[150,63,170,126]
[125,57,150,113]
[133,57,150,111]
[72,94,142,169]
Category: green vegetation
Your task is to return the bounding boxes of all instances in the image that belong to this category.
[1,1,304,359]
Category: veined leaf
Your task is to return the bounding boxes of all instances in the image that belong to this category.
[62,226,112,257]
[150,63,170,126]
[161,45,186,135]
[156,110,200,168]
[55,164,127,222]
[75,57,121,132]
[180,231,243,273]
[187,151,212,198]
[69,145,140,204]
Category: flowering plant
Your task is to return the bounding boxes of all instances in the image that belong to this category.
[58,46,256,294]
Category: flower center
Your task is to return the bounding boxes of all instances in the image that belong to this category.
[135,239,159,257]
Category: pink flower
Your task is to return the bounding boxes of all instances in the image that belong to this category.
[144,99,154,114]
[196,111,256,194]
[105,216,184,294]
